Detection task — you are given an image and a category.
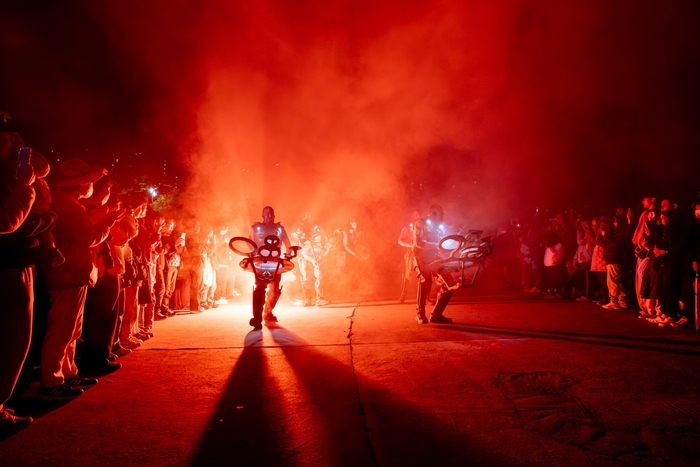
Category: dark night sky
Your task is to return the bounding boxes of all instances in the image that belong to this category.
[1,0,699,227]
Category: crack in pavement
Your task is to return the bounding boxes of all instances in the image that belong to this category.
[496,372,700,465]
[347,299,379,467]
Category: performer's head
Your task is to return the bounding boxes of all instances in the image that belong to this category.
[262,206,275,223]
[427,204,444,223]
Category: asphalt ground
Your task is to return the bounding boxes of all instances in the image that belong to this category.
[2,291,700,466]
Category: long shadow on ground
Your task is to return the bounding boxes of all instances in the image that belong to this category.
[190,331,289,466]
[266,325,509,467]
[436,322,700,356]
[191,323,510,466]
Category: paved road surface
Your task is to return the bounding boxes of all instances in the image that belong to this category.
[2,294,700,466]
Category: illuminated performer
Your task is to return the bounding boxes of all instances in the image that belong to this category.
[398,211,420,303]
[292,213,329,306]
[413,204,453,324]
[249,206,291,328]
[342,220,368,260]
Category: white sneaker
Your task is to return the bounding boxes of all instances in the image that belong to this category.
[120,339,141,349]
[602,302,619,310]
[0,408,32,434]
[670,316,689,328]
[216,297,228,305]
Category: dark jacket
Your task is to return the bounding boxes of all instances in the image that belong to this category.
[593,228,625,265]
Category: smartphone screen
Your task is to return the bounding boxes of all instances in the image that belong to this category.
[16,147,32,179]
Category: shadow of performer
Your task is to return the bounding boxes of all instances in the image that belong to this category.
[191,330,288,466]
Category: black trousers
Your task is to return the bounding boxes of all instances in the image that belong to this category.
[252,276,282,325]
[417,272,453,317]
[82,273,120,361]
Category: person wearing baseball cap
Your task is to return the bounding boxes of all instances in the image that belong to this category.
[38,158,125,400]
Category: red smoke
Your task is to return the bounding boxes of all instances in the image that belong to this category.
[2,0,699,237]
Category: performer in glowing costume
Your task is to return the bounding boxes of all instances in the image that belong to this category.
[398,211,420,303]
[249,206,291,327]
[292,213,329,306]
[413,204,454,324]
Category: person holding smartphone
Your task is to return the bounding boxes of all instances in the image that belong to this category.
[38,158,124,400]
[0,137,59,433]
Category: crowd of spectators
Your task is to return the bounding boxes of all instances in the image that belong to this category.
[2,123,699,436]
[0,129,246,435]
[491,198,700,331]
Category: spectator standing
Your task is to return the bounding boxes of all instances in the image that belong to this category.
[162,229,185,313]
[591,218,627,310]
[587,218,609,305]
[542,230,566,299]
[39,158,121,400]
[80,176,124,372]
[632,197,657,317]
[652,209,686,326]
[573,218,593,301]
[0,134,52,433]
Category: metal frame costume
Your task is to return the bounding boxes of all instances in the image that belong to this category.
[413,207,451,324]
[413,204,494,324]
[230,207,298,329]
[292,218,328,306]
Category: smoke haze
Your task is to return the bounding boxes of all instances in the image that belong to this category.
[89,1,700,223]
[2,0,699,293]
